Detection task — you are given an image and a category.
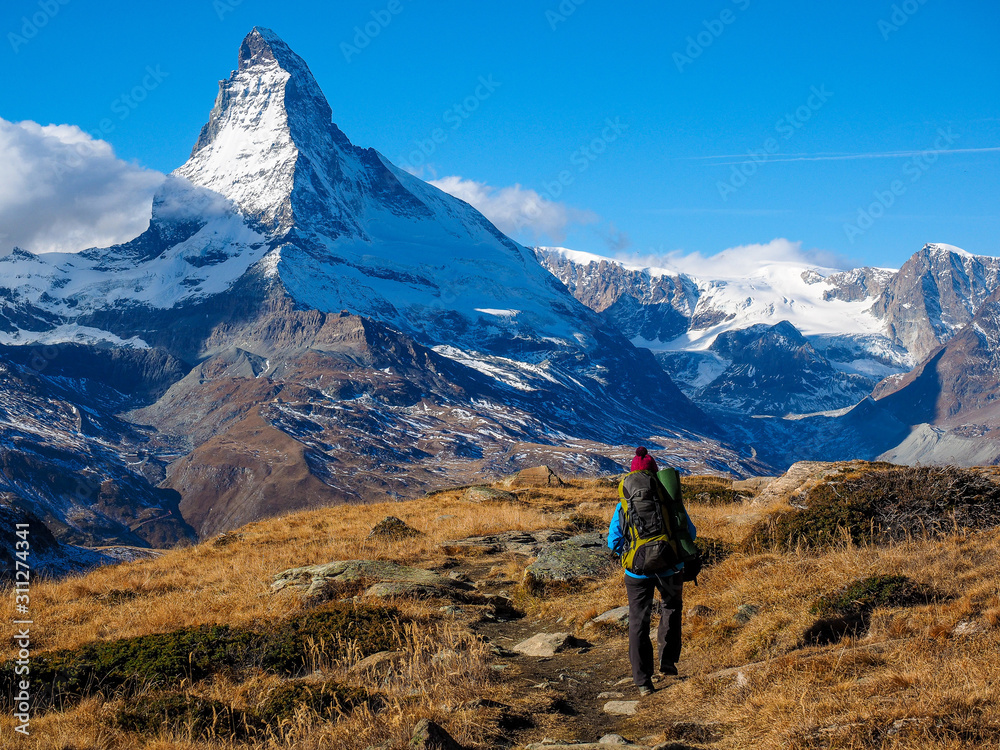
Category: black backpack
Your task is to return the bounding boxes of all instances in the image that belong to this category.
[618,469,701,581]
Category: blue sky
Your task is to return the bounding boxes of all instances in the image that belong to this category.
[2,0,998,269]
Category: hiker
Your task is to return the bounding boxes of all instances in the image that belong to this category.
[630,446,658,473]
[607,458,697,697]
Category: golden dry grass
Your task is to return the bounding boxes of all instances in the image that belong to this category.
[4,472,1000,749]
[1,489,565,656]
[0,482,596,750]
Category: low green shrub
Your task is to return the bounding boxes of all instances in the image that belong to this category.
[3,602,400,712]
[695,537,736,568]
[112,680,375,740]
[743,465,1000,551]
[114,691,260,740]
[256,679,373,724]
[803,574,940,646]
[685,476,741,506]
[810,575,935,619]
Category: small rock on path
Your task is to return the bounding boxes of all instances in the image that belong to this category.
[603,700,640,716]
[513,632,575,657]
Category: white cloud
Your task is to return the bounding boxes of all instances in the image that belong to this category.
[429,175,598,242]
[0,119,165,254]
[623,238,852,277]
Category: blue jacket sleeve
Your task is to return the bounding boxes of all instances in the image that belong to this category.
[607,502,624,555]
[687,516,697,541]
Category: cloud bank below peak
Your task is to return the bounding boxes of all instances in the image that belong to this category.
[0,118,165,255]
[619,238,859,278]
[428,175,599,243]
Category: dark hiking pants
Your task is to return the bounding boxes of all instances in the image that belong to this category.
[625,573,683,687]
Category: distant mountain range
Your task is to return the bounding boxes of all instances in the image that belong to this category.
[536,242,1000,466]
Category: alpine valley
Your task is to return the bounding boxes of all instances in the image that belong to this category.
[1,28,997,561]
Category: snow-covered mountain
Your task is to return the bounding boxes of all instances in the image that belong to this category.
[537,246,901,417]
[536,243,999,418]
[4,30,596,357]
[0,28,757,545]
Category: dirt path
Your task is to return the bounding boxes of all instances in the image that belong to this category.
[455,558,672,748]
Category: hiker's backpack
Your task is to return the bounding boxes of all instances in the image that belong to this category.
[618,468,701,580]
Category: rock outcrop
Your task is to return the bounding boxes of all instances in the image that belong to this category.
[464,486,519,503]
[512,632,576,657]
[271,560,477,605]
[523,533,617,593]
[440,530,570,557]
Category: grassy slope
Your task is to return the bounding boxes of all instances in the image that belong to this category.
[2,470,1000,748]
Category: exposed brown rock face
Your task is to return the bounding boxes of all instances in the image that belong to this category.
[170,409,348,538]
[876,284,1000,427]
[871,244,1000,363]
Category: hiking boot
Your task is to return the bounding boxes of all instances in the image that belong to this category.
[660,663,678,676]
[637,683,655,697]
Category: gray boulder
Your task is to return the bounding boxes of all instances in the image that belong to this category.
[586,605,629,630]
[440,529,569,557]
[523,532,617,594]
[271,560,476,605]
[464,486,519,503]
[512,632,575,657]
[604,700,640,715]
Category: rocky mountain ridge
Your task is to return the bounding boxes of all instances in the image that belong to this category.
[536,242,999,418]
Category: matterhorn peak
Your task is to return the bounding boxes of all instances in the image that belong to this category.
[150,28,597,352]
[238,27,296,66]
[175,27,353,235]
[236,27,333,125]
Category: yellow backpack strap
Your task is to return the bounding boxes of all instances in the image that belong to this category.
[617,475,631,569]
